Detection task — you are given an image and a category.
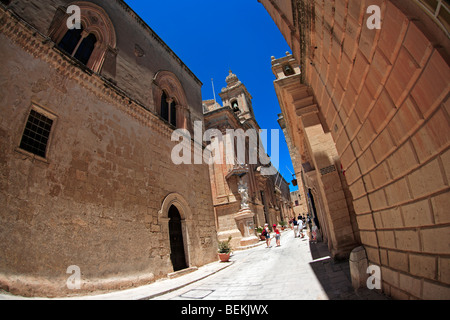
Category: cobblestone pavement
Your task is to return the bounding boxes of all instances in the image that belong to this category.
[152,229,388,300]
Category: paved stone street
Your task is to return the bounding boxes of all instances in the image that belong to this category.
[0,228,389,300]
[152,229,388,300]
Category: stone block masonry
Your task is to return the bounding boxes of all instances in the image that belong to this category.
[261,0,450,299]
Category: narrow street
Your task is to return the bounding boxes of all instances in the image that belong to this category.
[0,228,389,300]
[152,229,386,300]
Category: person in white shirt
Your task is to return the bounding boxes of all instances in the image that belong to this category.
[292,218,298,238]
[297,218,304,238]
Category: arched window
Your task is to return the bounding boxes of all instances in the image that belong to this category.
[160,91,178,127]
[58,26,97,66]
[170,98,177,127]
[231,100,240,113]
[161,91,169,122]
[153,71,188,130]
[74,33,97,65]
[48,2,117,74]
[58,27,83,56]
[283,64,295,76]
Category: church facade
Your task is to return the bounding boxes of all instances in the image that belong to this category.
[0,0,218,297]
[203,71,292,249]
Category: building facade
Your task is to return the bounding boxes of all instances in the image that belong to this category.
[203,71,291,249]
[261,0,450,299]
[290,190,308,219]
[0,0,218,297]
[274,53,361,259]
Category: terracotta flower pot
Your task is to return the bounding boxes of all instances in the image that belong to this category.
[218,253,231,262]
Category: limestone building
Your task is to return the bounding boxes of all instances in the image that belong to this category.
[0,0,218,297]
[274,53,360,259]
[203,71,291,249]
[289,190,308,219]
[261,0,450,300]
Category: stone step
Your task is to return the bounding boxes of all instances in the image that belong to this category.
[167,267,198,279]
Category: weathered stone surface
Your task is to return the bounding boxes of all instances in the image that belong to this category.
[261,0,450,300]
[0,1,217,297]
[203,72,291,249]
[349,246,369,290]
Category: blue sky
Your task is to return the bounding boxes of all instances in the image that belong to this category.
[124,0,298,191]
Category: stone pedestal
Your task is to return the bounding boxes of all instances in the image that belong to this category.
[234,208,259,247]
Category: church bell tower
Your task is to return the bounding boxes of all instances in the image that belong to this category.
[219,70,255,123]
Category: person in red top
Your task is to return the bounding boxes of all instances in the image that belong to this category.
[273,224,281,247]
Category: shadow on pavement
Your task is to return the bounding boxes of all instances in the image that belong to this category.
[308,241,389,300]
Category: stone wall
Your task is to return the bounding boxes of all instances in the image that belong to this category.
[261,0,450,299]
[5,0,204,124]
[0,1,217,297]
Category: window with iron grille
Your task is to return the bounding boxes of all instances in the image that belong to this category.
[19,109,54,158]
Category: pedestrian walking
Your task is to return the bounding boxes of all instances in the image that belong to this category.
[307,214,312,231]
[292,217,298,238]
[311,223,318,243]
[262,223,272,248]
[273,224,281,247]
[297,218,304,238]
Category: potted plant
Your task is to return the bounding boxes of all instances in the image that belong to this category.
[218,236,232,262]
[279,221,287,230]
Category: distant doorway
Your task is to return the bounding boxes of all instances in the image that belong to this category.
[308,189,320,229]
[168,205,187,271]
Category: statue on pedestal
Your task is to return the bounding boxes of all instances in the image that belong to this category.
[237,179,250,210]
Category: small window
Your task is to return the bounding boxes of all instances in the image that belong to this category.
[19,109,54,158]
